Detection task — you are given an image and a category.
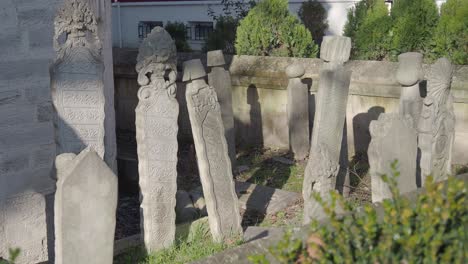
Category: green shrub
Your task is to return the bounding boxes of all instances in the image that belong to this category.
[0,248,20,264]
[432,0,468,65]
[235,0,318,58]
[353,0,392,60]
[344,0,392,60]
[251,161,468,263]
[298,0,328,45]
[203,16,238,54]
[343,0,367,40]
[390,0,439,59]
[164,21,191,52]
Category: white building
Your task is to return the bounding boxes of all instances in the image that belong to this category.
[111,0,446,50]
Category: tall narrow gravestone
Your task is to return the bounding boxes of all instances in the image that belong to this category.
[54,149,117,264]
[207,50,236,169]
[51,0,106,159]
[183,59,242,242]
[397,52,424,127]
[418,58,455,184]
[368,114,417,203]
[135,27,179,252]
[302,36,352,224]
[286,63,309,160]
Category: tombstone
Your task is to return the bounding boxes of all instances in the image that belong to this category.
[320,36,352,68]
[368,114,418,203]
[54,148,117,264]
[418,58,455,184]
[183,59,242,242]
[207,50,236,169]
[285,63,309,160]
[303,67,352,223]
[135,27,179,252]
[396,52,424,127]
[51,0,108,162]
[303,36,352,224]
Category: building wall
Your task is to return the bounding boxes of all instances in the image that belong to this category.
[0,0,59,263]
[0,1,116,263]
[111,0,363,50]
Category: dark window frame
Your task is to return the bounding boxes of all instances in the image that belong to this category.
[138,21,163,39]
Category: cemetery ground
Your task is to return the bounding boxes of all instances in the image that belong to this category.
[113,147,388,263]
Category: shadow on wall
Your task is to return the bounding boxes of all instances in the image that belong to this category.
[353,106,386,158]
[235,84,264,150]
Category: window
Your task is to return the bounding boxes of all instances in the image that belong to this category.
[186,22,213,41]
[138,21,163,40]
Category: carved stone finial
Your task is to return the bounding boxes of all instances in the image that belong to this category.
[396,52,424,86]
[54,0,100,58]
[207,50,226,67]
[182,59,207,82]
[136,26,177,75]
[285,63,305,79]
[320,36,351,63]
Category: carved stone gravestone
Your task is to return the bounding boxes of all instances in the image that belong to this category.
[51,0,106,159]
[207,50,236,169]
[286,63,309,160]
[183,59,242,242]
[54,149,117,264]
[418,58,455,184]
[135,27,179,252]
[397,52,424,127]
[303,36,352,224]
[368,114,417,203]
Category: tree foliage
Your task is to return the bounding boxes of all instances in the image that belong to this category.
[164,21,191,52]
[344,0,392,60]
[203,16,238,54]
[235,0,318,58]
[298,0,328,45]
[390,0,439,58]
[432,0,468,65]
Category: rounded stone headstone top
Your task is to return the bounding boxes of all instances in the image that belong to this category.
[207,50,226,67]
[285,64,305,78]
[396,52,424,86]
[136,26,177,73]
[182,59,206,82]
[320,36,351,63]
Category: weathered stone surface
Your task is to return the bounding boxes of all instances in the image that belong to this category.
[286,63,309,160]
[368,114,417,203]
[183,59,242,242]
[51,0,106,158]
[303,65,351,224]
[320,36,351,63]
[235,182,300,215]
[418,58,455,184]
[135,27,179,252]
[0,192,48,264]
[243,226,285,243]
[208,50,236,168]
[207,50,226,67]
[397,52,424,127]
[54,149,118,264]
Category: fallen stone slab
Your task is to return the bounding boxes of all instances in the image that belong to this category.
[190,181,301,215]
[243,226,285,242]
[236,182,301,215]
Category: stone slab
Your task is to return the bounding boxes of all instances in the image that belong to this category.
[54,149,118,264]
[368,114,418,203]
[236,182,301,215]
[208,65,236,168]
[184,59,242,242]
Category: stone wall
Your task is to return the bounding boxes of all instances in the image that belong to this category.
[0,1,116,263]
[114,50,468,165]
[0,0,59,262]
